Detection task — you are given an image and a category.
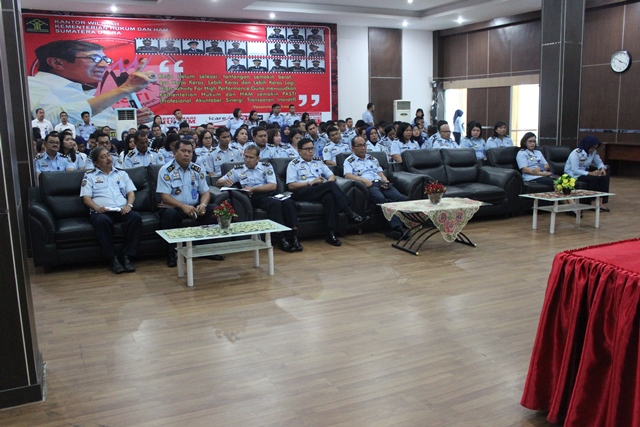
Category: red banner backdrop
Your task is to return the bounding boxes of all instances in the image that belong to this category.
[23,13,336,128]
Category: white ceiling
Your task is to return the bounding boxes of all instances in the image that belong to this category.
[21,0,541,31]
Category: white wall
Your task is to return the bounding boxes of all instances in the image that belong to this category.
[337,26,432,122]
[402,29,433,122]
[336,25,369,120]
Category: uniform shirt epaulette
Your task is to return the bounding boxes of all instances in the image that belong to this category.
[167,164,175,172]
[190,164,202,173]
[347,157,355,163]
[266,143,275,147]
[127,151,136,157]
[59,153,68,158]
[312,156,323,161]
[367,154,375,160]
[291,159,300,164]
[233,164,243,169]
[35,153,44,160]
[151,148,160,153]
[262,161,271,166]
[84,169,96,174]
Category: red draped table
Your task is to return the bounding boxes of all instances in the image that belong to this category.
[521,238,640,426]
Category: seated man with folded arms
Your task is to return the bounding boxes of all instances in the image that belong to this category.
[344,136,408,239]
[80,147,142,274]
[217,145,302,252]
[286,138,369,247]
[156,139,220,267]
[323,125,351,166]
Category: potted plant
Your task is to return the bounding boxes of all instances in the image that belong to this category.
[424,180,447,204]
[212,200,237,229]
[554,174,576,195]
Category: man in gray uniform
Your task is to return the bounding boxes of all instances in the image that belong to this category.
[286,138,369,246]
[216,145,302,252]
[156,139,217,267]
[80,147,141,273]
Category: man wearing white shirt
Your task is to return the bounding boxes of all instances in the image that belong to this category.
[31,108,53,137]
[362,103,375,127]
[54,111,76,138]
[29,40,156,128]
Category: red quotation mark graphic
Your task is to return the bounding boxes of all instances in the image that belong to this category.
[298,94,320,107]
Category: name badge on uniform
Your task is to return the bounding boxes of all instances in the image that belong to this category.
[191,188,198,199]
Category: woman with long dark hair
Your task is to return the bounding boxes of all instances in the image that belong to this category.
[460,121,486,160]
[452,109,464,144]
[59,130,83,169]
[486,121,513,148]
[227,108,245,135]
[390,122,420,163]
[153,114,168,134]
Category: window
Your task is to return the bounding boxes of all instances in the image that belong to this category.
[511,84,539,146]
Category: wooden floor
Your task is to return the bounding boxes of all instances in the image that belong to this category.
[2,178,639,427]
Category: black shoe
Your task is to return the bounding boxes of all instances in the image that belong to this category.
[325,231,342,246]
[290,235,303,252]
[167,251,177,268]
[278,237,296,253]
[122,255,136,273]
[208,254,225,261]
[347,213,370,225]
[385,229,403,240]
[111,256,125,274]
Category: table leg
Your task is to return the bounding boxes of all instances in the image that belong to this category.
[266,232,274,275]
[575,198,581,225]
[186,241,194,287]
[549,201,558,234]
[253,234,260,268]
[595,197,601,228]
[177,241,185,278]
[532,199,539,230]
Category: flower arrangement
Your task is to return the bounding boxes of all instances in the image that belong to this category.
[554,174,576,193]
[424,180,447,195]
[212,200,237,219]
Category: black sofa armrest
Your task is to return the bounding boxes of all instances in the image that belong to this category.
[28,188,56,244]
[389,172,426,200]
[479,166,524,213]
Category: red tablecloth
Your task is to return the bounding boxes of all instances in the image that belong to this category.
[521,238,640,426]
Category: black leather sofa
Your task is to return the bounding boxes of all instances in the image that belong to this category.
[400,148,524,216]
[219,157,370,238]
[486,146,553,193]
[28,166,246,270]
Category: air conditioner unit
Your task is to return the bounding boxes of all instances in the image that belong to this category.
[115,108,137,137]
[393,100,411,122]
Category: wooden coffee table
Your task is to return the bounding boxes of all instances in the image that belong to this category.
[519,190,614,234]
[156,220,290,287]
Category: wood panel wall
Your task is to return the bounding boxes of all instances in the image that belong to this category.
[368,28,402,124]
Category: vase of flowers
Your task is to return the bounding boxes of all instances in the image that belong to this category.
[554,174,576,195]
[424,180,447,204]
[212,200,237,229]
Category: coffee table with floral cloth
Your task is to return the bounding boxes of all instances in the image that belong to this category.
[519,190,614,234]
[156,220,290,287]
[381,198,483,255]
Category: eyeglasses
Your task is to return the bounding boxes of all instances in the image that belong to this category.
[75,55,113,65]
[300,147,315,151]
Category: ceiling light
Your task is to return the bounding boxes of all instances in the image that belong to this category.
[456,16,465,24]
[110,5,118,12]
[269,13,275,19]
[402,20,408,27]
[408,0,414,3]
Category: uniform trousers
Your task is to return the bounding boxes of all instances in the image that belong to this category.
[90,211,142,259]
[292,181,350,232]
[250,192,298,228]
[578,174,610,203]
[159,205,215,252]
[367,181,408,229]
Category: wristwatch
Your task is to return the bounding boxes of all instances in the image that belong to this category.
[127,204,133,208]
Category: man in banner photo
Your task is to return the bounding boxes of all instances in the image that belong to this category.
[28,40,156,127]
